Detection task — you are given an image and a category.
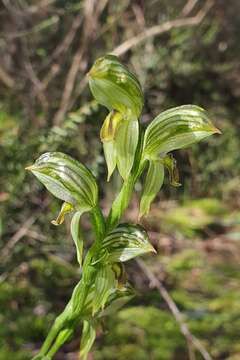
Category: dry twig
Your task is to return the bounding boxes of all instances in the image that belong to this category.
[0,216,36,262]
[112,0,214,56]
[0,64,15,88]
[181,0,199,16]
[137,258,213,360]
[52,0,109,126]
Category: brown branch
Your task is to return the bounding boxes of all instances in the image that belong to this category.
[42,13,83,75]
[181,0,199,16]
[24,61,49,112]
[0,198,49,263]
[0,64,15,88]
[112,0,214,56]
[0,216,36,262]
[52,0,109,126]
[52,46,85,126]
[137,258,213,360]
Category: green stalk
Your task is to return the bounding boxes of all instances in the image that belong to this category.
[38,205,106,359]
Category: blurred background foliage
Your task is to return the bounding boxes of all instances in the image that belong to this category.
[0,0,240,359]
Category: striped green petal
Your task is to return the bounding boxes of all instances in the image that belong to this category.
[101,223,156,263]
[116,118,139,180]
[26,152,98,210]
[143,105,220,159]
[88,55,143,118]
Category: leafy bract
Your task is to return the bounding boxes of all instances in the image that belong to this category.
[88,54,143,118]
[26,152,98,211]
[101,223,155,263]
[143,105,220,159]
[92,265,116,314]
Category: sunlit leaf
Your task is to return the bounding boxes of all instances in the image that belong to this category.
[116,118,139,180]
[26,152,98,210]
[143,105,220,158]
[139,160,164,218]
[80,320,96,360]
[71,211,84,267]
[92,265,116,314]
[101,223,156,263]
[88,54,143,117]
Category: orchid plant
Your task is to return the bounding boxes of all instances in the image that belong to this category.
[26,55,220,359]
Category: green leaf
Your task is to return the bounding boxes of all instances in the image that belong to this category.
[116,118,139,180]
[70,211,84,267]
[143,105,220,158]
[139,160,164,218]
[80,320,96,360]
[26,152,98,210]
[92,265,116,314]
[51,202,73,226]
[88,55,143,118]
[101,223,156,263]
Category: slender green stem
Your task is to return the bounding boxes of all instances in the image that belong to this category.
[37,205,106,359]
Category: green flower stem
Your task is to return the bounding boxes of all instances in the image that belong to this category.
[37,205,106,359]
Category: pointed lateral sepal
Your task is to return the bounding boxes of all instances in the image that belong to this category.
[70,211,84,267]
[80,320,96,360]
[116,118,139,180]
[26,152,98,211]
[101,223,156,263]
[103,140,117,182]
[162,154,181,187]
[139,160,164,218]
[51,202,73,226]
[88,54,143,117]
[92,265,116,315]
[143,105,221,158]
